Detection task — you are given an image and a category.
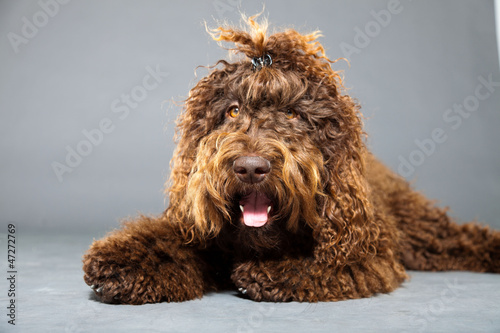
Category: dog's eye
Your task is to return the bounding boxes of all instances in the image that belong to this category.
[284,109,297,119]
[227,106,240,118]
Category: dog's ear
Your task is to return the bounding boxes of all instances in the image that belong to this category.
[313,95,381,264]
[164,66,234,242]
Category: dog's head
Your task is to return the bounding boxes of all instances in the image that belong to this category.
[166,16,376,258]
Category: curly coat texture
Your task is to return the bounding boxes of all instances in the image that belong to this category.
[83,16,500,304]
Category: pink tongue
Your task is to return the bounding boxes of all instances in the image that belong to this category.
[240,191,271,227]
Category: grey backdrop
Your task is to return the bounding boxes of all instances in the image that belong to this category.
[1,0,499,235]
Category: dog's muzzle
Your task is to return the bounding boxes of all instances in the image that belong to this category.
[233,156,272,228]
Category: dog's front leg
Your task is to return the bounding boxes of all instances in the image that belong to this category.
[232,255,407,302]
[82,216,207,304]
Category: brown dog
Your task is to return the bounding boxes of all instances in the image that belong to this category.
[83,16,500,304]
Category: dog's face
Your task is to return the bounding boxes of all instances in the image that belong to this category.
[167,18,368,255]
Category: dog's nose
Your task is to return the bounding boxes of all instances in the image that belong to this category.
[233,156,271,184]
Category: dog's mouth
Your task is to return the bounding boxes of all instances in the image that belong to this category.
[238,190,272,228]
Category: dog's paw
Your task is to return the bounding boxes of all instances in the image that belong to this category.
[83,256,155,304]
[83,242,206,304]
[232,261,293,302]
[85,276,137,304]
[88,281,121,304]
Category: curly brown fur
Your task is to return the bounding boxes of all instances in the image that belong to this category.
[82,15,500,304]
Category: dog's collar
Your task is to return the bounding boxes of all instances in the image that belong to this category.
[251,54,272,70]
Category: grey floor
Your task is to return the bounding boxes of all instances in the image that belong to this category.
[0,233,498,333]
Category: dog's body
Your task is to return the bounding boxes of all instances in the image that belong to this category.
[83,17,499,304]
